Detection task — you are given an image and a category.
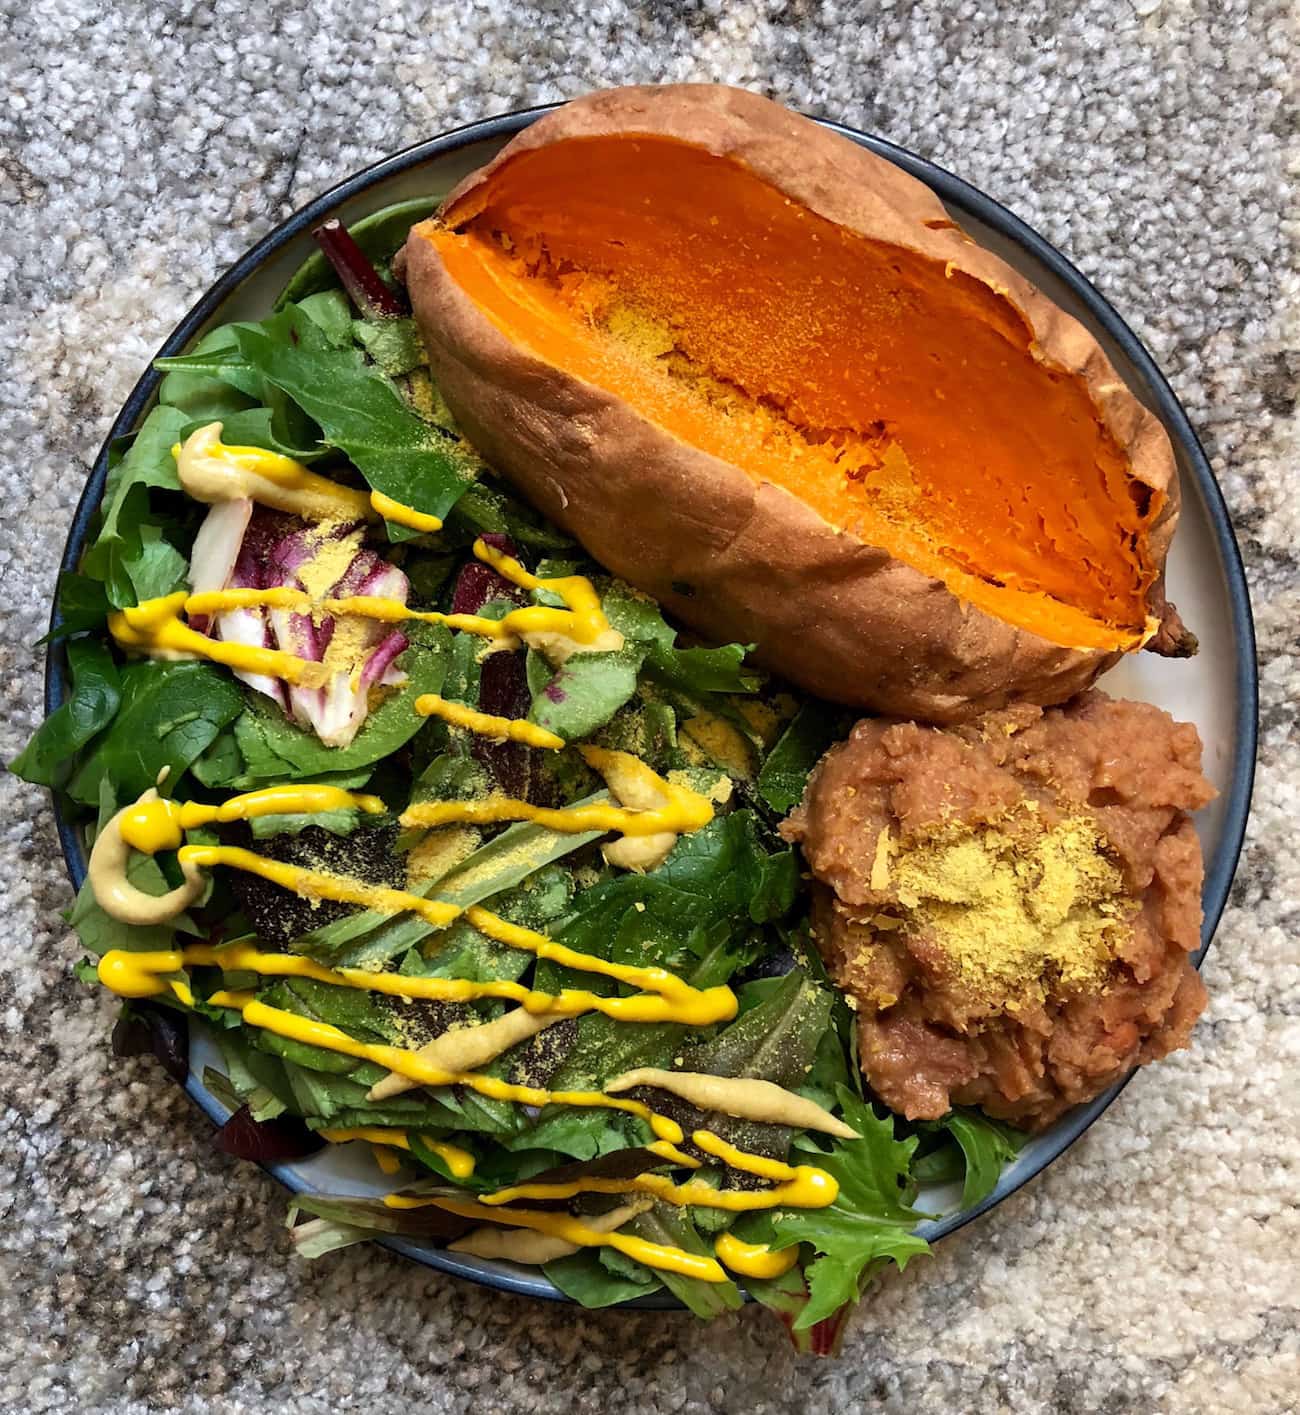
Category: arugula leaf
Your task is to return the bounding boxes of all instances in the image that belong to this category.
[756,702,850,815]
[232,629,451,781]
[543,1250,662,1307]
[769,1088,930,1329]
[10,639,120,787]
[527,647,646,742]
[67,660,244,806]
[233,322,477,530]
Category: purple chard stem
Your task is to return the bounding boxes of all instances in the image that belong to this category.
[312,218,407,320]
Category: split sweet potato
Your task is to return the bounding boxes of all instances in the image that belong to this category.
[403,84,1190,721]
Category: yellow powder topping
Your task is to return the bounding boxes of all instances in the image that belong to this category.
[297,524,366,599]
[888,811,1130,1003]
[406,826,480,885]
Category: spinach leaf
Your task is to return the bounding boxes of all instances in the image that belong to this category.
[626,1205,743,1319]
[756,702,850,815]
[233,322,478,529]
[37,572,112,645]
[231,628,451,780]
[248,809,359,839]
[686,969,832,1091]
[527,647,646,742]
[931,1111,1026,1210]
[10,639,120,787]
[599,581,758,697]
[67,660,244,806]
[543,1250,662,1307]
[442,481,574,553]
[352,318,426,378]
[156,325,258,421]
[648,643,759,697]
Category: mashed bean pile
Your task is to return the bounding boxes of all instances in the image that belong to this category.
[782,693,1216,1130]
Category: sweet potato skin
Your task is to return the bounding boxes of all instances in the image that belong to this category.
[404,84,1182,722]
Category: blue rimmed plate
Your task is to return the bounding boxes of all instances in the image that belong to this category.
[45,105,1257,1310]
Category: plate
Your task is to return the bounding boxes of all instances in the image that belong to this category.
[45,105,1258,1309]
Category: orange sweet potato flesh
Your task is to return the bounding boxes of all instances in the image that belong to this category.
[405,86,1187,721]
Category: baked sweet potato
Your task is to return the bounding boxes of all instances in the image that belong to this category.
[403,84,1190,722]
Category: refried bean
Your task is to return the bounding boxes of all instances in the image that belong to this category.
[781,693,1216,1130]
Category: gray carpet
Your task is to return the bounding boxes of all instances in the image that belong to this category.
[1,2,1296,1411]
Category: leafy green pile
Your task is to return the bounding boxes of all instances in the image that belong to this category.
[12,199,1023,1347]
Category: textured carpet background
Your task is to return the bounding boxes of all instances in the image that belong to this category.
[1,2,1296,1411]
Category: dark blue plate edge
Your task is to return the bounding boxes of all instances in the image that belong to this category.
[41,104,1258,1310]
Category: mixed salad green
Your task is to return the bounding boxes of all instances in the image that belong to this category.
[13,200,1022,1352]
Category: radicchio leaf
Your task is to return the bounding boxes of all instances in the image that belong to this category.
[112,1002,189,1084]
[216,1104,326,1162]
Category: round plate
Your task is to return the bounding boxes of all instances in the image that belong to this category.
[46,105,1258,1310]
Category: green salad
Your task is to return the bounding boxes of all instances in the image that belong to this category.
[13,201,1021,1353]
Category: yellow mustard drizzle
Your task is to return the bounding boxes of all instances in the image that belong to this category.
[109,592,332,688]
[369,491,443,533]
[476,1128,837,1214]
[401,749,714,837]
[97,936,736,1027]
[414,694,565,750]
[117,536,620,685]
[471,537,614,648]
[173,426,375,522]
[382,1193,725,1283]
[178,844,464,927]
[316,1128,475,1179]
[183,587,520,640]
[713,1232,799,1280]
[372,1145,403,1176]
[117,785,386,854]
[195,991,691,1143]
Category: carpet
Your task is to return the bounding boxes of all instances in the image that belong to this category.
[0,2,1295,1410]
